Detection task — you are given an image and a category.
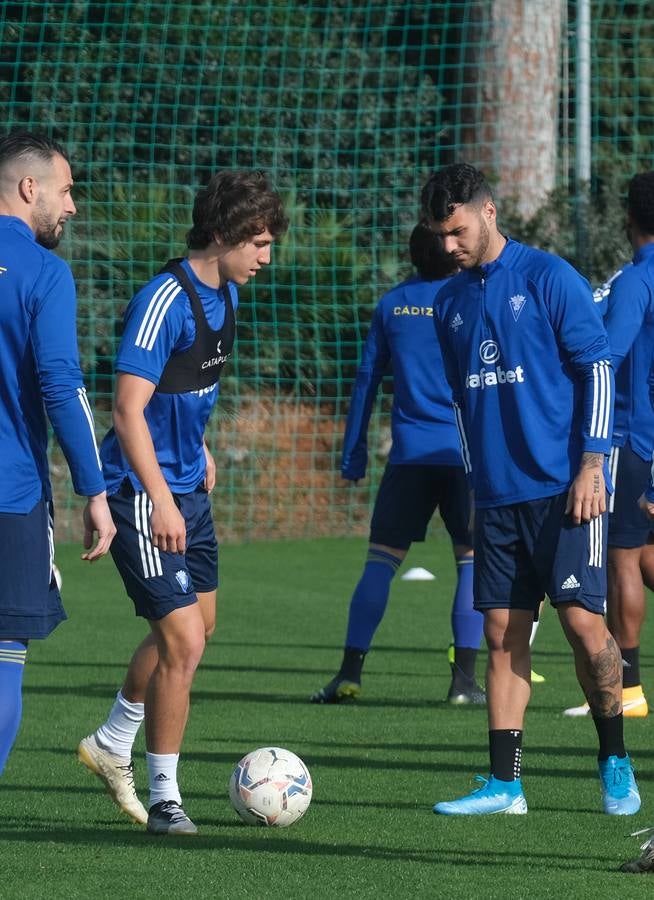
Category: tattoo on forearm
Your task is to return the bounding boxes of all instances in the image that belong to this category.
[581,452,604,469]
[586,636,622,718]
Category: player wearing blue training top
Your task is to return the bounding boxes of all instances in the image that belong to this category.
[0,131,115,777]
[424,163,640,818]
[78,171,288,835]
[566,172,654,721]
[311,222,484,706]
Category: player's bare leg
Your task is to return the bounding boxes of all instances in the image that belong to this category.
[607,546,649,715]
[484,608,532,729]
[79,591,215,827]
[143,601,207,835]
[123,590,216,703]
[558,601,640,815]
[433,608,531,816]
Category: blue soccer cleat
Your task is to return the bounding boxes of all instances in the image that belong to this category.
[598,755,641,815]
[433,775,527,816]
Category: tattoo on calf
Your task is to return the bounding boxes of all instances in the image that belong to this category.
[586,636,622,718]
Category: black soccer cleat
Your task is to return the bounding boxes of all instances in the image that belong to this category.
[147,800,198,835]
[446,676,486,706]
[310,675,361,704]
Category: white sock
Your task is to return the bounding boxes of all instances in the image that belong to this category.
[95,691,144,761]
[147,752,182,807]
[529,618,540,648]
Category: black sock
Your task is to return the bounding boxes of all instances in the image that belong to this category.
[339,647,366,683]
[453,646,478,683]
[489,729,523,781]
[593,713,625,761]
[621,646,640,689]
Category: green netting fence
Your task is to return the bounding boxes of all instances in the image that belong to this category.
[1,1,653,542]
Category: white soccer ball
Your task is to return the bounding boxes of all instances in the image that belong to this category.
[229,746,312,827]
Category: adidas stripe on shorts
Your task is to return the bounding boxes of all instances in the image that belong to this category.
[473,491,607,615]
[107,479,218,621]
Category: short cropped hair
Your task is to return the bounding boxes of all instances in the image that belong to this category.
[627,172,654,236]
[421,163,493,223]
[409,221,457,281]
[186,169,288,249]
[0,130,68,172]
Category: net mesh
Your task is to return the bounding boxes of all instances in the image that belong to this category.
[1,1,652,541]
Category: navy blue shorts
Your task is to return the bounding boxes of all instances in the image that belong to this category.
[607,444,652,549]
[108,480,218,621]
[369,463,471,550]
[0,498,65,639]
[474,492,607,615]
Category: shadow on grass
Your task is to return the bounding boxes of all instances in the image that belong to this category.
[0,824,617,873]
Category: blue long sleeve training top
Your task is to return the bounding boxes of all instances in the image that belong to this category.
[602,242,654,462]
[0,216,105,512]
[341,274,463,481]
[433,238,614,508]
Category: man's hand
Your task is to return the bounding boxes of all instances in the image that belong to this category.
[203,442,216,492]
[638,492,654,521]
[566,452,606,525]
[149,496,187,554]
[82,492,117,561]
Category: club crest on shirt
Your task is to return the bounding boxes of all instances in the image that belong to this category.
[509,294,526,321]
[175,569,191,592]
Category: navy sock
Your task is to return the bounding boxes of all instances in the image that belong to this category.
[339,647,367,683]
[0,641,28,775]
[344,548,402,651]
[452,647,478,685]
[451,555,483,650]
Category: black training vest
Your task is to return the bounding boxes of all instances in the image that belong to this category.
[155,258,236,394]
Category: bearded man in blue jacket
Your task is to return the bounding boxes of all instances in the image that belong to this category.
[425,163,639,817]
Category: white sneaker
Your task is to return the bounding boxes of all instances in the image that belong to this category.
[78,734,147,824]
[563,701,590,717]
[564,690,649,718]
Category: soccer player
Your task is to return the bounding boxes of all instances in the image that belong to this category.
[311,221,485,706]
[78,171,288,834]
[564,172,654,719]
[0,131,115,776]
[425,163,640,816]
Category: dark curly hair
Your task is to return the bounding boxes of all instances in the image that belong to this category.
[421,163,493,224]
[409,221,457,281]
[627,172,654,236]
[186,169,288,249]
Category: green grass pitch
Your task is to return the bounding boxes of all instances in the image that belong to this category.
[2,535,653,899]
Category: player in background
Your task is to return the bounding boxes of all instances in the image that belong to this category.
[618,441,654,870]
[78,171,288,835]
[565,171,654,719]
[425,163,640,817]
[311,221,485,706]
[0,131,115,776]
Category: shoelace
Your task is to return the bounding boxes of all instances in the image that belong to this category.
[630,824,654,851]
[116,762,137,790]
[471,775,489,793]
[604,762,634,798]
[159,801,188,823]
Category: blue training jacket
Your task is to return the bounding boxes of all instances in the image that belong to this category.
[341,274,463,480]
[602,243,654,463]
[0,216,105,513]
[433,238,614,508]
